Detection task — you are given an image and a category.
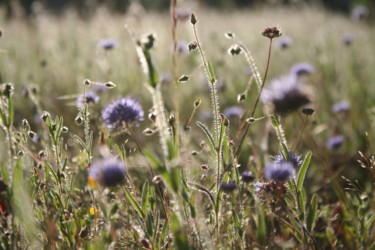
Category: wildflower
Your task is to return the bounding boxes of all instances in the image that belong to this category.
[223,106,244,119]
[98,39,118,50]
[342,33,354,46]
[76,91,99,108]
[241,171,255,183]
[88,157,126,187]
[176,40,188,55]
[261,26,282,39]
[261,74,311,114]
[332,100,350,113]
[351,5,369,20]
[290,62,314,76]
[253,182,264,192]
[102,97,144,130]
[276,35,293,49]
[326,135,344,150]
[264,162,295,182]
[175,9,190,22]
[273,152,302,168]
[220,182,237,193]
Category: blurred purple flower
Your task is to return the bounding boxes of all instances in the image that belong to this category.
[98,39,118,50]
[102,97,144,130]
[261,74,311,114]
[276,35,293,49]
[241,171,255,183]
[175,9,190,22]
[220,182,237,193]
[264,162,295,182]
[89,157,126,187]
[223,106,244,119]
[332,100,350,113]
[351,5,369,20]
[160,72,173,85]
[76,91,100,108]
[342,33,354,46]
[176,40,188,55]
[326,135,344,150]
[290,62,314,76]
[273,152,302,168]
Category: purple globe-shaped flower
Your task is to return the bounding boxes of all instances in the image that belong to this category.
[102,97,144,130]
[290,62,314,76]
[76,91,100,108]
[273,152,302,168]
[264,162,295,182]
[98,39,118,50]
[89,157,126,187]
[326,135,344,150]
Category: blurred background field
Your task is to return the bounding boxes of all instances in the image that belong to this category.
[0,0,374,248]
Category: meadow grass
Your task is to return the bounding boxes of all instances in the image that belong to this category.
[0,4,374,249]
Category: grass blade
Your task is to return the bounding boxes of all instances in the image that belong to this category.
[297,152,312,191]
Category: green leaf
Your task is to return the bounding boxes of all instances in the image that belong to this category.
[144,150,164,171]
[7,98,13,126]
[110,202,119,217]
[281,143,290,161]
[297,152,312,191]
[307,194,318,232]
[123,187,145,218]
[141,181,149,215]
[196,121,216,151]
[143,48,159,88]
[257,211,267,245]
[0,164,9,183]
[170,213,190,250]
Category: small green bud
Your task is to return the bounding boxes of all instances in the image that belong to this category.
[190,13,198,25]
[105,81,116,89]
[75,115,83,125]
[178,75,189,83]
[194,98,201,108]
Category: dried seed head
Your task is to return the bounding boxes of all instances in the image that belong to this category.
[237,93,246,103]
[75,115,83,125]
[302,106,315,116]
[1,83,14,97]
[105,81,116,89]
[178,75,189,83]
[194,98,201,108]
[152,175,162,184]
[200,164,209,170]
[225,32,235,39]
[228,45,241,56]
[168,114,175,127]
[261,26,282,39]
[148,112,157,123]
[83,79,91,86]
[62,126,69,133]
[188,42,198,51]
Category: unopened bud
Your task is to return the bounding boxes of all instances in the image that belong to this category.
[194,98,201,108]
[178,75,189,83]
[105,81,116,88]
[190,13,197,25]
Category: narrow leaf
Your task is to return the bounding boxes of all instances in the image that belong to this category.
[297,152,312,191]
[196,121,216,151]
[123,187,145,218]
[306,194,318,232]
[141,181,149,215]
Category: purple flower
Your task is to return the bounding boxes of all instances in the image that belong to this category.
[89,157,126,187]
[102,97,144,130]
[98,39,118,50]
[342,33,354,46]
[76,91,100,108]
[241,172,255,183]
[253,182,264,192]
[176,40,188,55]
[290,62,314,76]
[220,182,237,193]
[264,162,295,182]
[273,152,302,168]
[223,106,244,119]
[276,35,293,49]
[261,74,311,114]
[175,9,190,22]
[351,5,369,20]
[326,135,344,150]
[332,100,350,113]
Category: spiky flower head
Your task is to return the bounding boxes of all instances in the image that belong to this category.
[290,62,314,76]
[102,97,144,130]
[261,26,282,39]
[273,152,302,168]
[76,91,99,108]
[241,172,255,183]
[264,162,295,182]
[326,135,344,150]
[261,74,311,114]
[98,39,118,50]
[88,157,126,187]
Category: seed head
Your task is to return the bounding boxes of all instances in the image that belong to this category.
[261,26,282,39]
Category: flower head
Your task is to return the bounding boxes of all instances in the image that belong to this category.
[98,39,118,50]
[88,157,126,187]
[290,62,314,76]
[261,74,311,114]
[326,135,344,150]
[342,33,354,46]
[175,9,191,22]
[102,97,144,130]
[273,152,302,168]
[351,5,369,20]
[223,106,244,119]
[264,162,295,182]
[276,35,293,49]
[261,26,282,39]
[332,100,350,113]
[76,91,99,108]
[220,182,237,193]
[241,171,255,183]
